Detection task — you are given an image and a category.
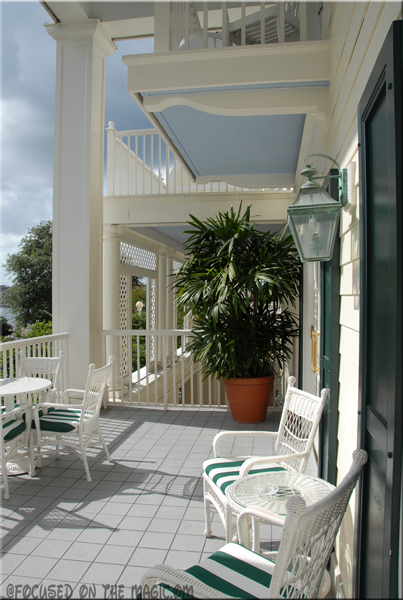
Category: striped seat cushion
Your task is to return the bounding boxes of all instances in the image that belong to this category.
[204,457,285,494]
[158,543,277,599]
[2,417,26,441]
[32,408,82,433]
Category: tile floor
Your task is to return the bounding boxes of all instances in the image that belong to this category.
[1,404,318,599]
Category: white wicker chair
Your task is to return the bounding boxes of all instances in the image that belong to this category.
[31,356,114,481]
[141,450,368,599]
[19,351,64,403]
[1,404,35,499]
[203,376,328,542]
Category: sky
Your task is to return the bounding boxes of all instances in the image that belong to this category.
[0,0,154,286]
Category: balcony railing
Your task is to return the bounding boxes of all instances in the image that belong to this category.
[102,329,226,409]
[0,332,70,394]
[106,122,291,197]
[161,2,321,53]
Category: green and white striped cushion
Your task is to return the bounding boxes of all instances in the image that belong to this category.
[204,457,285,493]
[159,543,276,599]
[33,408,82,433]
[2,417,26,441]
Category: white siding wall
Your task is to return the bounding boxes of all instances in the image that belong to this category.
[325,2,402,595]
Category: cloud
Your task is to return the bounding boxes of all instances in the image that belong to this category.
[1,3,154,284]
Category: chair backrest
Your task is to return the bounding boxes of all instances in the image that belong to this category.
[81,356,114,427]
[19,351,64,398]
[275,376,328,473]
[266,449,368,598]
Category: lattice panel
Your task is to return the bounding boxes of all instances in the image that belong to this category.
[149,278,157,362]
[119,274,129,378]
[120,242,157,271]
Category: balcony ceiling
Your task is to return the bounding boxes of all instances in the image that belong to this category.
[124,42,330,189]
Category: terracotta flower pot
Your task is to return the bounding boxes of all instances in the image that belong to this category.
[224,376,275,423]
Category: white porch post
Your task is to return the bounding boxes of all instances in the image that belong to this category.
[46,20,116,388]
[103,225,121,384]
[158,249,168,363]
[166,254,174,330]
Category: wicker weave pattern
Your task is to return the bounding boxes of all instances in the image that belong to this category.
[203,377,328,544]
[142,451,368,600]
[19,352,63,403]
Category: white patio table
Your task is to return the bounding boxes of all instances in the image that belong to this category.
[1,376,52,474]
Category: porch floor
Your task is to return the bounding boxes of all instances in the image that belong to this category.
[1,404,318,598]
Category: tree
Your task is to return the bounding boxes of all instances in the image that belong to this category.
[4,221,52,328]
[0,316,13,338]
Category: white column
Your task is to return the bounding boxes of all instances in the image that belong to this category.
[103,225,121,384]
[158,249,168,363]
[46,20,116,388]
[166,254,174,330]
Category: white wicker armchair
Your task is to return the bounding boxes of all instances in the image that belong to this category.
[141,450,368,599]
[31,356,114,481]
[19,351,64,402]
[203,376,328,542]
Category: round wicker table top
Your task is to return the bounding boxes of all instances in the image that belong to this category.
[226,470,335,516]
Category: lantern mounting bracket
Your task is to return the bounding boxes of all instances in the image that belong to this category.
[302,153,348,207]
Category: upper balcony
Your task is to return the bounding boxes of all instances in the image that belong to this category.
[120,2,330,193]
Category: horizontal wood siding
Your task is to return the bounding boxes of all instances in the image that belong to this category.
[325,2,402,595]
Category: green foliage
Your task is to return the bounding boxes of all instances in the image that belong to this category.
[174,205,301,380]
[21,320,53,339]
[4,221,52,328]
[132,283,147,370]
[0,316,13,338]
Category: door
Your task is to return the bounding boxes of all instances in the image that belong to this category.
[356,21,402,599]
[319,171,339,485]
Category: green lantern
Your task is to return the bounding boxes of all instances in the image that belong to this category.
[287,154,348,262]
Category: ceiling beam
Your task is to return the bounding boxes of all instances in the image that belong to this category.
[124,41,330,94]
[104,192,296,227]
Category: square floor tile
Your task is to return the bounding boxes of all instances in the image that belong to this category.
[13,555,58,579]
[94,544,134,565]
[128,547,167,567]
[63,541,104,562]
[107,529,144,548]
[138,532,175,550]
[76,528,114,545]
[46,559,91,583]
[31,538,72,559]
[79,562,125,585]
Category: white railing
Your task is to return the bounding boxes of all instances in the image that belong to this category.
[0,333,70,394]
[169,2,313,51]
[106,122,288,197]
[102,329,226,409]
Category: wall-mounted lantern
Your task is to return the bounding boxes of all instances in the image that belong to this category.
[135,301,144,316]
[287,154,349,262]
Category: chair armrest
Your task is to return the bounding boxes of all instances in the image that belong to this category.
[33,401,84,413]
[1,404,31,419]
[237,505,286,548]
[61,389,85,404]
[141,564,233,599]
[213,430,278,457]
[239,452,309,477]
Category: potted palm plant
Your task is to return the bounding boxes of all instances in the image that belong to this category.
[174,204,301,423]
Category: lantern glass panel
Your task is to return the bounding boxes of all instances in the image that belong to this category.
[288,211,340,262]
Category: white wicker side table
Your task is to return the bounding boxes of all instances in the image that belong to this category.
[226,471,335,597]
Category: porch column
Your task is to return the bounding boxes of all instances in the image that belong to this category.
[46,20,116,388]
[166,253,174,330]
[103,225,121,384]
[158,249,168,363]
